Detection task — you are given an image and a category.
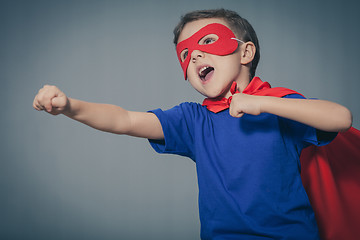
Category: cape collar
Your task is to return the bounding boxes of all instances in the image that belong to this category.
[202,77,295,113]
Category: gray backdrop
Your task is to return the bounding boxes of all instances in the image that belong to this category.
[1,0,359,239]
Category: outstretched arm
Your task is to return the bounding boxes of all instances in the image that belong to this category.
[33,85,164,139]
[229,93,352,132]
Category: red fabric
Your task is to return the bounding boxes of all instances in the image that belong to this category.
[301,127,360,240]
[202,77,302,112]
[203,77,360,240]
[176,23,238,80]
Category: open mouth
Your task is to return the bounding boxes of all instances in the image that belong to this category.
[198,66,214,82]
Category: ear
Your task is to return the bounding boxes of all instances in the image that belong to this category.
[240,42,256,65]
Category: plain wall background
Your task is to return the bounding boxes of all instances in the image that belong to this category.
[1,0,359,239]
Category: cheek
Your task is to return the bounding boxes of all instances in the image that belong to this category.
[222,55,242,72]
[186,64,197,80]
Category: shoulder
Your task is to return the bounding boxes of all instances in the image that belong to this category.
[178,101,205,110]
[149,102,207,124]
[282,93,306,99]
[166,102,207,116]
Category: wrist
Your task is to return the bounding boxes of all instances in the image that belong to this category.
[258,95,271,114]
[63,97,75,117]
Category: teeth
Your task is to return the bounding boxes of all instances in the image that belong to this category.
[199,66,210,76]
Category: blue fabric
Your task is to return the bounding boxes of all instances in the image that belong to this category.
[148,94,334,240]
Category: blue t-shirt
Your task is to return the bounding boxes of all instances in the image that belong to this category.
[148,94,335,240]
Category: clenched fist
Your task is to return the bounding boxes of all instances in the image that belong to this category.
[229,93,263,118]
[33,85,69,115]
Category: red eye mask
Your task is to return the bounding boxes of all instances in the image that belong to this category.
[176,23,239,80]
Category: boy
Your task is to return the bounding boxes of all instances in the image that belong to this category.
[33,9,352,240]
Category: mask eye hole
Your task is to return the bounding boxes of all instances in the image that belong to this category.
[180,49,188,62]
[198,34,219,45]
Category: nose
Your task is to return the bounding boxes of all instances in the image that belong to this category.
[191,50,204,62]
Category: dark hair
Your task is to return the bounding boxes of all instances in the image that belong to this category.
[173,9,260,79]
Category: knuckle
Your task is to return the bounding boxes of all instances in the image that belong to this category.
[38,87,45,94]
[42,84,57,91]
[37,95,44,102]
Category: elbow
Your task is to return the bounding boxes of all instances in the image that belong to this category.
[338,106,353,132]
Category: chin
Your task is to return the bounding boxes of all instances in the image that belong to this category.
[204,89,225,99]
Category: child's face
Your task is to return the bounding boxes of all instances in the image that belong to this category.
[177,18,245,99]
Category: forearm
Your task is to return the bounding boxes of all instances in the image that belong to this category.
[63,98,132,134]
[261,97,352,132]
[62,98,164,139]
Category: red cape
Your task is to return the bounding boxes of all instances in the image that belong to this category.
[301,128,360,240]
[203,77,360,240]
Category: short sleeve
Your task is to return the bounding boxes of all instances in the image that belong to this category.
[280,94,337,148]
[148,103,196,159]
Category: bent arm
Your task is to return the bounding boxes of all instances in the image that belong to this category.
[230,94,352,132]
[260,97,352,132]
[64,98,164,139]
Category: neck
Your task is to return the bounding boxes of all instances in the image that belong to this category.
[236,76,251,93]
[222,75,251,98]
